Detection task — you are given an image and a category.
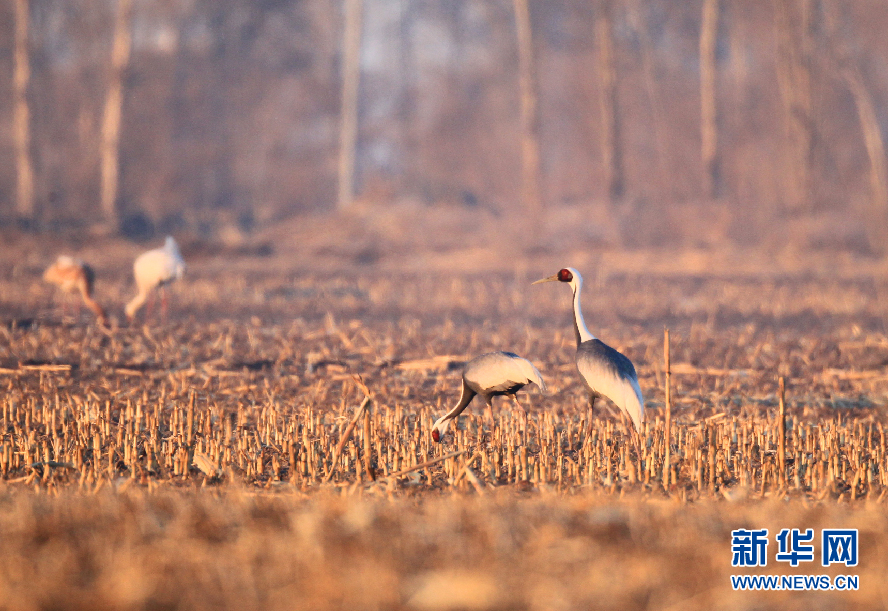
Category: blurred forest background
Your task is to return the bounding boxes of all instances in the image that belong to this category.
[1,0,887,254]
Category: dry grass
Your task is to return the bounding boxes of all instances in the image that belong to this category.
[2,289,885,500]
[1,222,888,609]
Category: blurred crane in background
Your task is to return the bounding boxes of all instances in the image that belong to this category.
[43,256,108,327]
[125,236,185,322]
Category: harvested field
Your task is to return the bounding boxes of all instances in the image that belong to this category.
[1,218,887,610]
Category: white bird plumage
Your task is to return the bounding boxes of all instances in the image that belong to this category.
[125,236,185,321]
[533,267,644,432]
[431,351,546,442]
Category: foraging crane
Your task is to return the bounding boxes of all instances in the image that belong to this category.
[431,351,546,442]
[125,236,185,321]
[43,256,108,326]
[533,267,644,433]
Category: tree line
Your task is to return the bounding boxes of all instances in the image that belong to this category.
[1,0,886,250]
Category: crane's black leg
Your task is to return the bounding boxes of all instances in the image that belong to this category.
[583,394,597,446]
[161,285,169,322]
[484,398,495,428]
[509,394,528,446]
[620,412,644,464]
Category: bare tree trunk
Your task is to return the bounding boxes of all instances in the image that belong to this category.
[100,0,133,227]
[823,3,888,253]
[627,0,669,200]
[845,71,888,253]
[700,0,721,199]
[774,0,814,211]
[513,0,542,213]
[397,0,417,198]
[595,1,623,202]
[337,0,363,211]
[13,0,34,221]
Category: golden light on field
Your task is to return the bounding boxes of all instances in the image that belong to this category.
[2,225,888,609]
[4,0,888,605]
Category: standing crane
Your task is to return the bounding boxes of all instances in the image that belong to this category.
[431,351,546,442]
[43,256,108,327]
[125,236,185,321]
[533,267,644,433]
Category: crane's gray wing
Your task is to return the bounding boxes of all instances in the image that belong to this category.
[577,340,644,432]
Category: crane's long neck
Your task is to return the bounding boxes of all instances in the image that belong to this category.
[571,280,595,346]
[79,285,107,324]
[432,379,477,437]
[125,289,149,320]
[444,380,476,422]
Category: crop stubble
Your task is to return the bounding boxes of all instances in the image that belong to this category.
[1,242,887,609]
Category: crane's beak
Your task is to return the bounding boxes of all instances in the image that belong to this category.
[532,274,559,285]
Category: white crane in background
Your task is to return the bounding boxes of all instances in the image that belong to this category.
[125,236,185,322]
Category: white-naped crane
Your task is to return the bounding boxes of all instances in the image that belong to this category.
[533,267,644,434]
[125,236,185,321]
[43,256,108,327]
[431,351,546,442]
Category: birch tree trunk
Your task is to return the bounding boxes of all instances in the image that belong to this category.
[337,0,362,211]
[513,0,542,212]
[700,0,721,199]
[13,0,34,221]
[596,1,623,202]
[100,0,133,226]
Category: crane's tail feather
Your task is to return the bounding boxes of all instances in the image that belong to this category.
[623,376,644,433]
[518,358,547,392]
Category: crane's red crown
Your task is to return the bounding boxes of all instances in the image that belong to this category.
[558,268,573,282]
